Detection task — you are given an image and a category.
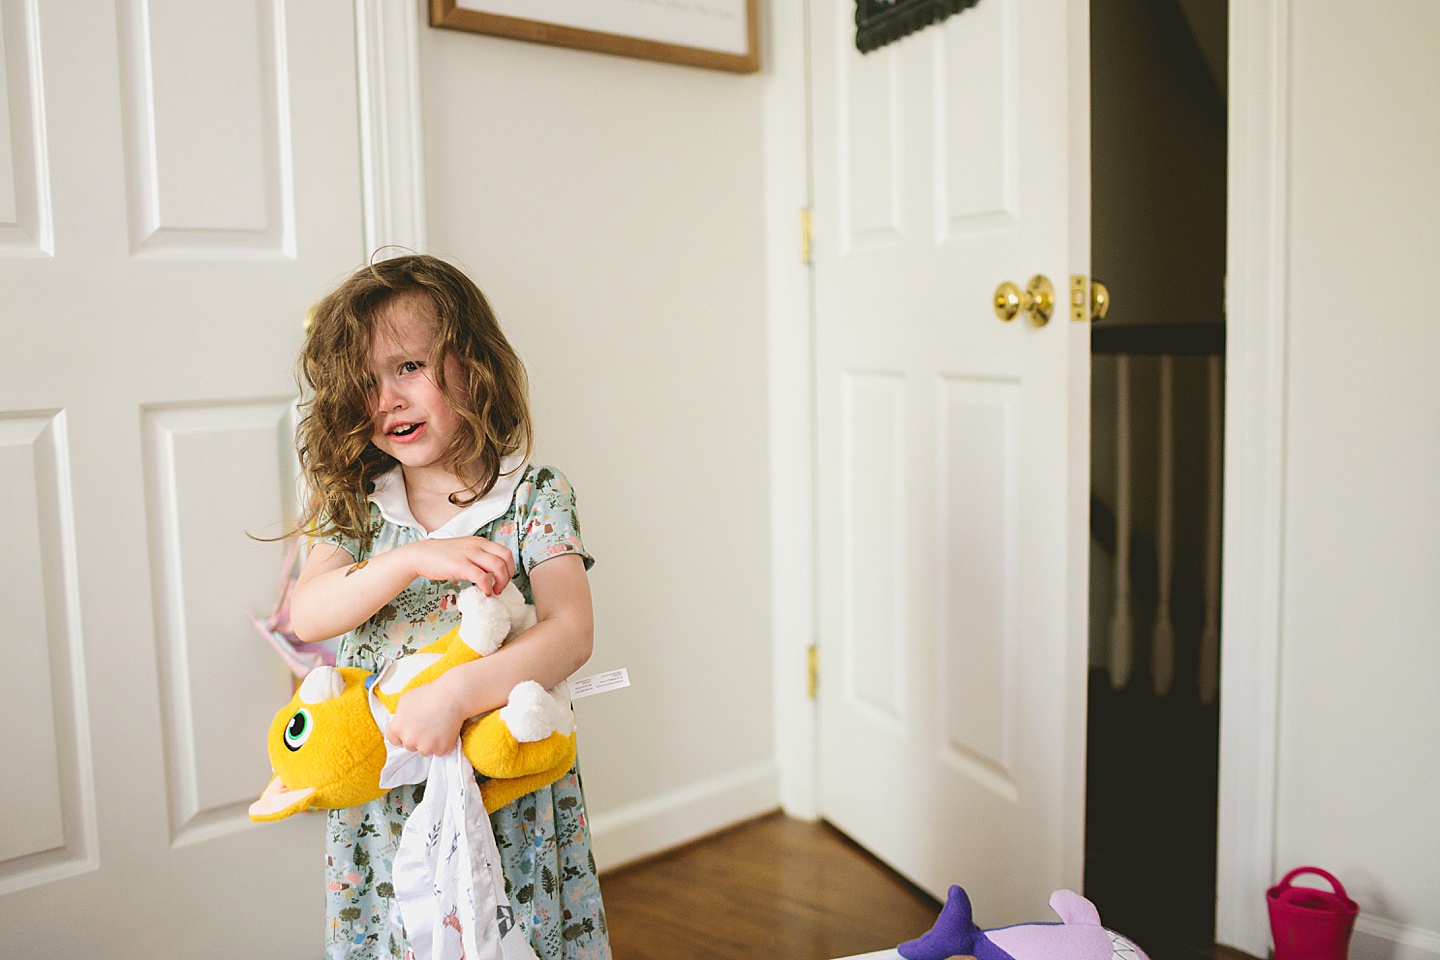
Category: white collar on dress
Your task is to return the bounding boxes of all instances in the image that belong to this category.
[368,452,528,539]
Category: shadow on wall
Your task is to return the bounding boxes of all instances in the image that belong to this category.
[1090,0,1226,334]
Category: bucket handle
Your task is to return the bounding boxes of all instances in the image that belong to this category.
[1274,866,1348,900]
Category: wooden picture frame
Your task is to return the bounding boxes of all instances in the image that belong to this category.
[429,0,760,74]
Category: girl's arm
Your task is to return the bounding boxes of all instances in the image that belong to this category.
[289,537,516,643]
[384,553,594,756]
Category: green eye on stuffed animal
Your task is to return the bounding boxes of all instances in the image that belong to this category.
[249,583,576,821]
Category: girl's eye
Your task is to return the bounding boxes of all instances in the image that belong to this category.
[399,360,423,375]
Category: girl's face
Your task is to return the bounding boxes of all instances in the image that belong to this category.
[367,291,465,475]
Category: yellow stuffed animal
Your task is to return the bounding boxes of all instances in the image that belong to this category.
[249,583,576,821]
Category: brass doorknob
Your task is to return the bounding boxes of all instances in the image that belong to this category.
[993,275,1055,327]
[1090,280,1110,321]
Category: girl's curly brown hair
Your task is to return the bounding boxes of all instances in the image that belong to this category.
[292,254,532,551]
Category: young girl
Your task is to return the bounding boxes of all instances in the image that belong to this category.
[286,254,610,960]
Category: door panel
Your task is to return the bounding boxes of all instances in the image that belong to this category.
[813,0,1088,925]
[934,0,1016,232]
[841,370,908,725]
[117,0,297,254]
[0,0,50,253]
[0,0,362,954]
[144,400,299,844]
[0,413,83,877]
[937,375,1020,799]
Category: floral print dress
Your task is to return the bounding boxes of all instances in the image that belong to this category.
[320,464,610,960]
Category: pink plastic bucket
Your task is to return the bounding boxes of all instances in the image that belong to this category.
[1268,866,1359,960]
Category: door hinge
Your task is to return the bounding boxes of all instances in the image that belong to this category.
[807,644,818,699]
[800,207,813,265]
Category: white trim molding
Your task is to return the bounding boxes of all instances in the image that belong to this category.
[588,763,781,872]
[1215,0,1290,954]
[355,0,427,256]
[761,0,819,818]
[1353,916,1440,960]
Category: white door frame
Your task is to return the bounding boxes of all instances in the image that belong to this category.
[759,0,1287,954]
[356,0,428,255]
[759,0,821,821]
[1214,0,1288,954]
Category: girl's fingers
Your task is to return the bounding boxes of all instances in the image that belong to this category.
[469,565,496,596]
[472,537,515,576]
[475,544,515,575]
[455,561,493,596]
[413,537,514,591]
[388,728,435,755]
[468,551,512,592]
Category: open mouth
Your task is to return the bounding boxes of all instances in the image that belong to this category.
[387,422,424,440]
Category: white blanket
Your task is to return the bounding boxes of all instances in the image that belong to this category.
[371,687,537,960]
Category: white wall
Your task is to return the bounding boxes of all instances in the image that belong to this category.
[1277,1,1440,956]
[416,25,779,868]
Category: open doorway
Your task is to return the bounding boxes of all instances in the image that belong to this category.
[1084,1,1229,957]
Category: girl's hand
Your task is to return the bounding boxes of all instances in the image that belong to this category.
[404,536,515,595]
[386,675,470,757]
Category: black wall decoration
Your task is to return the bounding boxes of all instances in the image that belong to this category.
[855,0,983,53]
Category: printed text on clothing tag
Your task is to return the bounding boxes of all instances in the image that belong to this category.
[569,668,630,700]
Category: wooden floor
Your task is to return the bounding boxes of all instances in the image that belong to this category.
[601,813,940,960]
[600,814,1261,960]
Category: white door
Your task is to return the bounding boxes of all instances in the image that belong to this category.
[812,0,1091,923]
[1,1,362,955]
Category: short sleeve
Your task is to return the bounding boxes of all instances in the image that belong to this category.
[311,503,375,562]
[315,529,359,561]
[515,466,594,573]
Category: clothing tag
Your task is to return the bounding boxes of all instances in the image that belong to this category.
[568,668,630,700]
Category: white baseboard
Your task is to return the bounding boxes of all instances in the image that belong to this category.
[588,762,781,873]
[1352,916,1440,960]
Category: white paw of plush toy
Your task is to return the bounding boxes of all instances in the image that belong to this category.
[456,582,538,655]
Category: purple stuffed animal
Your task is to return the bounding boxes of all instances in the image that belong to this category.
[899,886,1149,960]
